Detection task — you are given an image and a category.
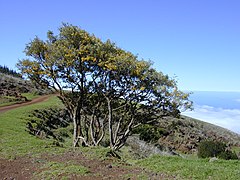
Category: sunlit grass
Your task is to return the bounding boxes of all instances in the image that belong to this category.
[21,92,40,100]
[135,155,240,179]
[0,96,65,158]
[34,161,89,179]
[0,96,19,107]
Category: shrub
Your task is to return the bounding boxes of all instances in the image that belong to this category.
[218,150,238,160]
[26,107,71,142]
[169,120,184,129]
[133,124,168,143]
[197,140,238,160]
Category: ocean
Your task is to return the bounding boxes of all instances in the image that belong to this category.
[182,91,240,134]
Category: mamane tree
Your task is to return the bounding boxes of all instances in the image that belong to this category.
[17,23,192,150]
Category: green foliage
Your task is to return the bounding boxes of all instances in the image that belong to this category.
[169,120,184,129]
[133,124,169,143]
[197,141,225,158]
[197,140,238,160]
[218,150,238,160]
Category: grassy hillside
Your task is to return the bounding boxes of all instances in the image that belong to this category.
[0,96,65,158]
[0,95,240,179]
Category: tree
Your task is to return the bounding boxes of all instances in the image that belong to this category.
[18,24,102,147]
[0,65,21,78]
[17,23,192,150]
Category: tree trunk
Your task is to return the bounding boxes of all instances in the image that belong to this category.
[73,112,79,147]
[90,114,97,146]
[112,117,135,151]
[107,98,114,149]
[72,106,83,147]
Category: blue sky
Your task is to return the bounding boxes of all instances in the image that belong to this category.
[0,0,240,92]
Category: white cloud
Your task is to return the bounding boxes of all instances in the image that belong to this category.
[182,105,240,134]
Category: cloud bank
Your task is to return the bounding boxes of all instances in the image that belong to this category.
[182,105,240,134]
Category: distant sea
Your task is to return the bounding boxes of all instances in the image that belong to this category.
[182,91,240,134]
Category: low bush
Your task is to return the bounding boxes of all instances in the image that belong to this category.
[218,150,238,160]
[26,107,72,142]
[197,140,238,160]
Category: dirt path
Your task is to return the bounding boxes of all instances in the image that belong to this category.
[0,95,51,113]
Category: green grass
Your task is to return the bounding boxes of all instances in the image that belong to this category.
[135,155,240,179]
[34,161,89,179]
[121,172,148,180]
[0,93,39,107]
[232,146,240,155]
[0,95,65,159]
[22,92,40,100]
[0,96,19,107]
[80,146,110,160]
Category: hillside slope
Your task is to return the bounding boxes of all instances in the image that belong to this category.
[128,115,240,156]
[0,73,51,105]
[0,73,50,95]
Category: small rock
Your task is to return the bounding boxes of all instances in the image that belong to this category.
[209,157,218,162]
[107,164,112,168]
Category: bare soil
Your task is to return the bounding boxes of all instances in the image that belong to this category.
[0,156,39,180]
[0,95,50,113]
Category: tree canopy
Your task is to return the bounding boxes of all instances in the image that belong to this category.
[17,23,192,150]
